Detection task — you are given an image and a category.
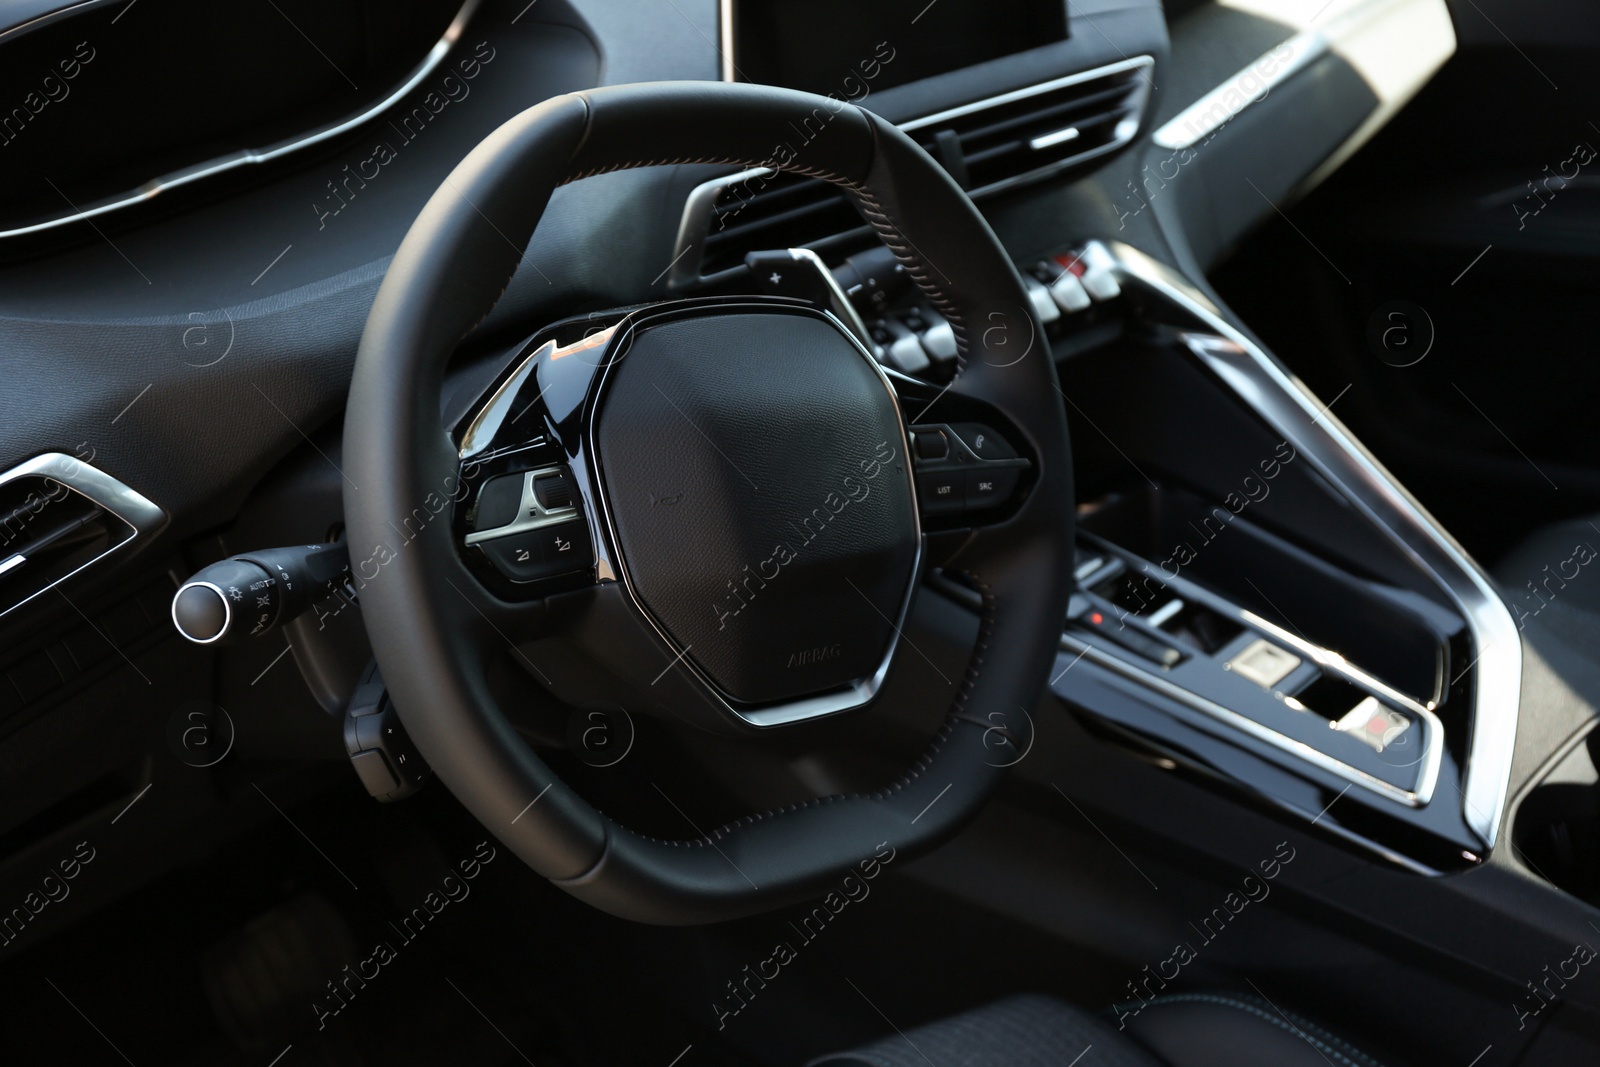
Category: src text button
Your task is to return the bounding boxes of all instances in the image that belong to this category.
[965,467,1020,509]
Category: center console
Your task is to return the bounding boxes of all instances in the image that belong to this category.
[1040,244,1518,875]
[875,240,1517,876]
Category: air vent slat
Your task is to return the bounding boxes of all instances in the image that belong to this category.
[918,83,1139,149]
[0,455,164,621]
[0,477,129,615]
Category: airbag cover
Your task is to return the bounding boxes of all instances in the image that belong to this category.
[595,309,917,706]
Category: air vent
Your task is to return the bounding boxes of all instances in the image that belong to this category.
[903,56,1153,193]
[671,56,1154,286]
[696,170,874,278]
[0,455,166,619]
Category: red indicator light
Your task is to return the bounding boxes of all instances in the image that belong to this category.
[1090,612,1103,625]
[1054,253,1087,277]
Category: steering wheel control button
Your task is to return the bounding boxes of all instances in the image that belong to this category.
[478,520,592,583]
[343,661,429,802]
[918,470,965,513]
[473,473,524,532]
[531,520,591,573]
[464,464,584,549]
[950,423,1017,461]
[533,472,574,511]
[910,422,1032,520]
[912,430,949,460]
[966,467,1020,508]
[480,531,556,582]
[1226,638,1302,689]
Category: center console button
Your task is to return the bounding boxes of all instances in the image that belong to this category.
[1022,274,1062,324]
[1226,638,1302,689]
[1333,696,1412,753]
[1048,269,1092,313]
[918,314,958,362]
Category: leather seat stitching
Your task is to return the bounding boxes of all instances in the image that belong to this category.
[1124,994,1385,1067]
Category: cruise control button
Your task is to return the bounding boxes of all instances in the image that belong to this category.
[917,470,964,514]
[479,530,556,582]
[530,519,591,573]
[965,467,1019,508]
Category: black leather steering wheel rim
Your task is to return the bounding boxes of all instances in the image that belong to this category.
[344,81,1074,924]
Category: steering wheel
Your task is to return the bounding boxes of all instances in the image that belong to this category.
[343,82,1074,924]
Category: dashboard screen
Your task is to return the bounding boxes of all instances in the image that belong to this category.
[730,0,1069,96]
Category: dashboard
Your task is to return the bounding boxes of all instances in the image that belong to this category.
[10,0,1579,1044]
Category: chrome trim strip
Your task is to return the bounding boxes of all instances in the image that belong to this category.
[0,554,23,577]
[1239,609,1431,720]
[0,452,167,618]
[1151,30,1327,150]
[897,56,1153,136]
[1059,632,1441,808]
[582,301,924,728]
[669,56,1154,286]
[0,0,115,46]
[718,0,736,83]
[1097,240,1521,848]
[1075,527,1444,803]
[928,569,1442,874]
[0,0,481,241]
